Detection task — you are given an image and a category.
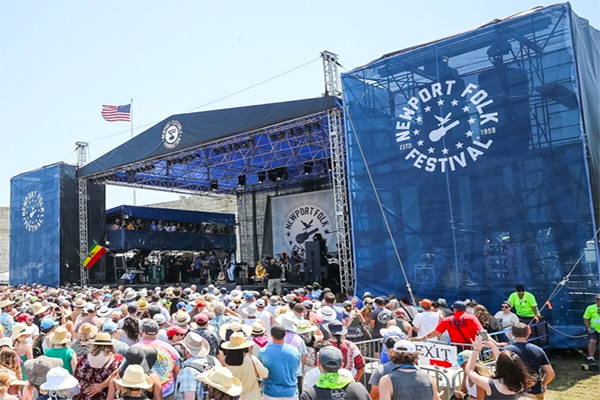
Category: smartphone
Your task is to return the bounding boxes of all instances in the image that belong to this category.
[478,330,489,341]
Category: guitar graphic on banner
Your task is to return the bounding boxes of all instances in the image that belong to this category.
[296,228,319,244]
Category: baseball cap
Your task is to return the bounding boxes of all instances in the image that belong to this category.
[102,321,118,334]
[451,301,467,311]
[302,300,313,309]
[595,294,600,300]
[195,313,209,325]
[255,299,265,307]
[393,340,417,353]
[41,318,58,330]
[17,313,33,323]
[244,292,254,300]
[319,346,343,372]
[166,326,187,339]
[153,314,166,325]
[420,299,432,308]
[456,350,473,366]
[141,319,159,335]
[176,301,186,309]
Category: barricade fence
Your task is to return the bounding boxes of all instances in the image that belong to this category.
[353,320,549,400]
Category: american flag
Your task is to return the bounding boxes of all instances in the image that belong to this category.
[101,104,131,122]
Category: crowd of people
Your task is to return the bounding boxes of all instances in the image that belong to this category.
[109,218,235,235]
[0,281,590,400]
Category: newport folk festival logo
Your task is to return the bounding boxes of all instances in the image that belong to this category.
[161,120,183,149]
[395,80,498,172]
[283,202,333,256]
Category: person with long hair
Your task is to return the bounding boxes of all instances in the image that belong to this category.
[221,332,268,400]
[71,323,98,358]
[120,317,140,347]
[474,305,507,343]
[453,350,491,400]
[325,320,365,381]
[196,366,242,400]
[0,347,23,380]
[11,323,33,379]
[73,332,124,400]
[113,365,153,400]
[465,335,535,399]
[0,371,19,400]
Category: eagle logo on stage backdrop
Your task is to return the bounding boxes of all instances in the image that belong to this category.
[21,190,45,232]
[272,190,336,259]
[395,80,498,173]
[161,120,183,149]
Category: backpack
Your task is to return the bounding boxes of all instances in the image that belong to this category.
[32,333,46,358]
[175,356,216,400]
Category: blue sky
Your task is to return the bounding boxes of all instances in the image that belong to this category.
[1,1,598,208]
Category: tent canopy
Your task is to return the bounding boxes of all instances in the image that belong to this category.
[79,96,341,194]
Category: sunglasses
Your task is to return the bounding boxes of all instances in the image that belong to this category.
[501,305,509,309]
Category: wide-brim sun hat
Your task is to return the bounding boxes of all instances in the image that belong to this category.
[24,356,63,387]
[318,306,336,322]
[221,332,254,350]
[90,332,114,346]
[40,367,79,391]
[296,320,317,334]
[114,364,153,390]
[196,366,242,397]
[276,314,298,332]
[180,332,210,357]
[50,326,70,345]
[174,311,191,326]
[97,306,112,318]
[10,323,33,341]
[219,321,251,341]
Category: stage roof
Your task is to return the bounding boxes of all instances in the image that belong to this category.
[106,205,235,225]
[79,96,341,194]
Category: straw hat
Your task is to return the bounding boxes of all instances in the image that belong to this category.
[138,298,149,311]
[180,332,210,357]
[97,305,112,318]
[174,311,191,326]
[40,367,79,391]
[114,364,153,390]
[251,321,266,335]
[219,321,251,341]
[221,332,254,350]
[196,366,242,397]
[0,337,14,348]
[79,323,99,340]
[73,299,86,308]
[125,291,138,301]
[0,299,14,309]
[31,302,48,316]
[11,323,33,341]
[50,326,70,345]
[90,332,114,346]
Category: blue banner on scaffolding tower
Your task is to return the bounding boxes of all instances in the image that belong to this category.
[342,3,599,347]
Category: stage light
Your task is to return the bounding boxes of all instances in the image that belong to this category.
[268,169,278,182]
[304,162,313,175]
[258,171,266,183]
[210,180,218,191]
[296,126,304,134]
[314,122,321,130]
[276,167,287,181]
[238,175,246,187]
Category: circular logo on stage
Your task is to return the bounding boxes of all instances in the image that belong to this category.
[283,202,335,257]
[161,120,183,149]
[22,190,45,232]
[394,80,499,173]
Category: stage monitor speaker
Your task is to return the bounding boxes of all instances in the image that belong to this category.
[305,241,327,284]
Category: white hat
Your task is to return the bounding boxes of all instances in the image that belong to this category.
[114,364,153,390]
[40,367,79,391]
[318,306,336,321]
[180,332,210,357]
[97,305,111,318]
[393,339,417,353]
[245,304,258,317]
[196,366,242,397]
[276,314,298,332]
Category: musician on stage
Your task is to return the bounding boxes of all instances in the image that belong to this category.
[290,250,303,284]
[279,252,290,281]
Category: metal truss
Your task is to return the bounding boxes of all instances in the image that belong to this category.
[85,112,337,195]
[76,142,89,286]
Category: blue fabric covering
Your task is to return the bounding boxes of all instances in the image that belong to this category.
[106,205,234,225]
[342,3,599,348]
[10,164,63,286]
[108,229,236,252]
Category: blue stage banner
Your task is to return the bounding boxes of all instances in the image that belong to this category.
[10,164,62,286]
[342,3,599,347]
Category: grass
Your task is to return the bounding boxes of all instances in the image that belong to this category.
[545,349,600,400]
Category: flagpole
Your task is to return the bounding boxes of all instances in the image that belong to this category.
[131,98,137,206]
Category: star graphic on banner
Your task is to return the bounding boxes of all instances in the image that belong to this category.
[324,229,330,234]
[465,130,473,137]
[424,105,431,112]
[437,99,445,106]
[427,147,435,154]
[451,99,459,106]
[456,142,464,149]
[287,232,291,237]
[413,129,420,135]
[289,240,293,245]
[468,117,476,124]
[416,116,423,123]
[417,140,424,146]
[462,105,470,112]
[442,148,449,155]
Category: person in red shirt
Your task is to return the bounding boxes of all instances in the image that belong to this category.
[414,301,483,351]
